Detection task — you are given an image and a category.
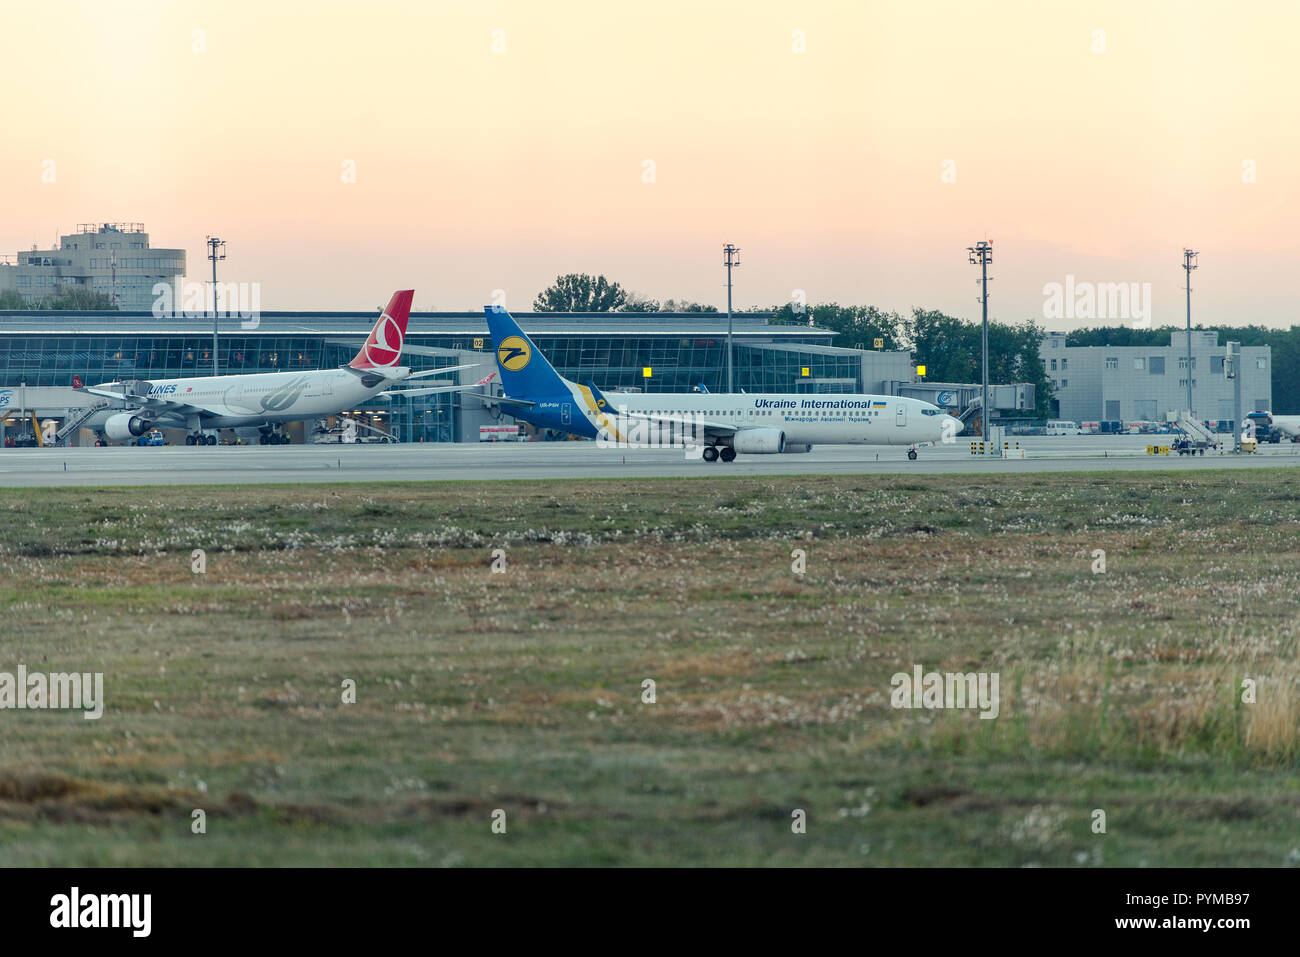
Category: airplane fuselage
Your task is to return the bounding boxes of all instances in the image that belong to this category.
[86,366,409,432]
[513,388,954,447]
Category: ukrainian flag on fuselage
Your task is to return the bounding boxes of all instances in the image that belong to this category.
[484,305,571,398]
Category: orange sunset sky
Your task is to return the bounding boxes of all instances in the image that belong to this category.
[2,0,1298,327]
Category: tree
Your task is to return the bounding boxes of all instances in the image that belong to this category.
[0,287,117,310]
[622,292,660,312]
[903,309,1054,417]
[658,299,718,313]
[533,274,628,312]
[814,304,905,351]
[30,288,118,310]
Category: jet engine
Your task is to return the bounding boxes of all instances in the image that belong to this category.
[104,413,153,441]
[731,428,786,454]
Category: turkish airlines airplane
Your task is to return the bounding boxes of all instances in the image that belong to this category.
[483,305,962,460]
[75,290,485,446]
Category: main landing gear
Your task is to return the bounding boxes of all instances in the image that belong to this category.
[907,448,919,461]
[702,445,736,463]
[258,428,291,445]
[185,432,217,446]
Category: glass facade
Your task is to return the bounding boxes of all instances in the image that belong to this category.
[526,336,861,394]
[0,313,869,441]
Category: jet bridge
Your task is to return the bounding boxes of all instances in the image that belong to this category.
[890,381,1036,414]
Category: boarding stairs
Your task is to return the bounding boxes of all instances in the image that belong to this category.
[1174,412,1221,451]
[52,401,110,446]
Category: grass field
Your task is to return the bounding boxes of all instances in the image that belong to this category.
[1,471,1298,866]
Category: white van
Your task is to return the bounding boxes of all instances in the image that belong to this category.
[1046,420,1083,435]
[479,425,525,442]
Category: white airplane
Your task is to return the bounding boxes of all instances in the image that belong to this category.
[75,290,485,446]
[1271,416,1300,440]
[483,305,963,460]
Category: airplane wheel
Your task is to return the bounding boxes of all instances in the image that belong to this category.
[907,449,918,460]
[280,434,291,445]
[259,434,269,445]
[702,446,718,462]
[720,447,736,462]
[185,435,195,446]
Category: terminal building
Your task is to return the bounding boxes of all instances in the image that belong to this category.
[0,223,186,310]
[0,310,924,445]
[1040,330,1272,428]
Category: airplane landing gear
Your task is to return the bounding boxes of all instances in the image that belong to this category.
[907,448,918,460]
[186,432,217,446]
[701,444,737,463]
[258,429,291,445]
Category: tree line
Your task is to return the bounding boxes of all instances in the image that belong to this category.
[0,288,118,310]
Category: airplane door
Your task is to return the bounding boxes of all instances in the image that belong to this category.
[896,404,906,427]
[561,403,572,426]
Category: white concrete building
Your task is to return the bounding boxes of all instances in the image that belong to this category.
[1040,330,1271,427]
[0,223,185,310]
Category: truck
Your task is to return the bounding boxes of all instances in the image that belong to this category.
[1246,411,1283,443]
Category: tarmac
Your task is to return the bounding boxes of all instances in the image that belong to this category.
[1,434,1297,487]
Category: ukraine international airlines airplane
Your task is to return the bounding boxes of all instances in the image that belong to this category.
[483,305,962,460]
[76,290,481,446]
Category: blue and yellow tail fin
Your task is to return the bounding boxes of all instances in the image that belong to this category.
[484,305,571,398]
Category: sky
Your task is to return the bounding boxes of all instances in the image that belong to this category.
[2,0,1298,329]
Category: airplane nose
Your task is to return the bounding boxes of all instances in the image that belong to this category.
[940,415,963,443]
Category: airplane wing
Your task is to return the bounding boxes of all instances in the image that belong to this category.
[76,385,203,415]
[323,338,456,359]
[613,411,738,439]
[476,395,534,409]
[404,363,482,380]
[77,385,139,403]
[376,382,496,398]
[377,372,500,399]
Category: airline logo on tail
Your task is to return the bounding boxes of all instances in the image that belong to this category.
[350,289,413,370]
[496,336,531,371]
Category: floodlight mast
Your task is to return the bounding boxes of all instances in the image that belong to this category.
[207,236,227,376]
[1182,248,1198,417]
[723,243,741,393]
[968,241,993,442]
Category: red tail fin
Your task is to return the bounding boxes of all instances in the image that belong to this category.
[350,289,413,370]
[72,374,84,389]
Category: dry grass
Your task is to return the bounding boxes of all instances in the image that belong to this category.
[0,472,1297,865]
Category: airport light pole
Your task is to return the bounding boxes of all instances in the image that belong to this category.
[723,243,741,393]
[207,236,226,376]
[1226,340,1241,453]
[968,240,993,443]
[1182,248,1198,417]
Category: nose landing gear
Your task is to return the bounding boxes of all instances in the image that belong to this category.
[907,448,919,460]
